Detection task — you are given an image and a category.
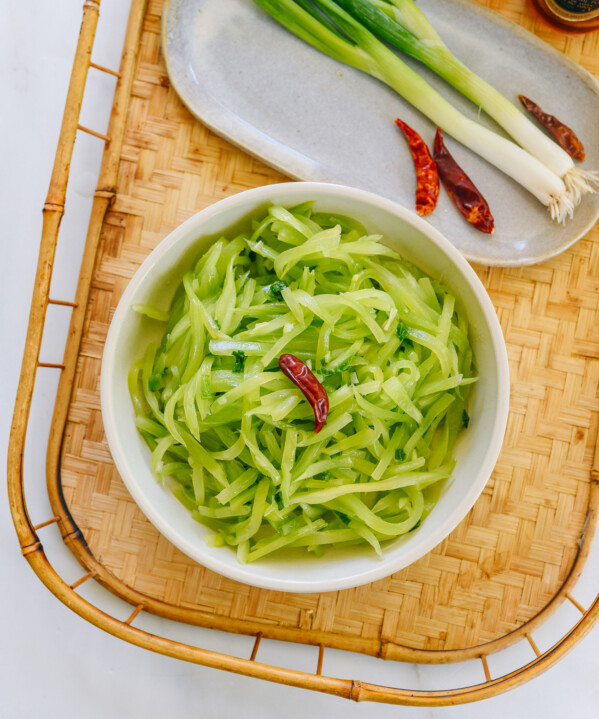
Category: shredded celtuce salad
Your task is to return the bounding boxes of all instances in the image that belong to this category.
[129,203,476,562]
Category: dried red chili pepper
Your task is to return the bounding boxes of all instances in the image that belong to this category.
[519,95,585,161]
[395,118,439,216]
[433,129,495,234]
[278,354,329,433]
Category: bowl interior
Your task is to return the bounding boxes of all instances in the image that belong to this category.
[101,182,509,592]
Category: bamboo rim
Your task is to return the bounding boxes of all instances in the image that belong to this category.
[7,0,599,705]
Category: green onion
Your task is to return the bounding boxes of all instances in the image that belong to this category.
[252,0,593,222]
[339,0,598,203]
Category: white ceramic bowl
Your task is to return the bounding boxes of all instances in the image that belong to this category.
[101,182,509,593]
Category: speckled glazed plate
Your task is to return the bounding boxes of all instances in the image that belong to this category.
[161,0,599,266]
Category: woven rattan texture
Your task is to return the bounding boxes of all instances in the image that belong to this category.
[60,0,599,653]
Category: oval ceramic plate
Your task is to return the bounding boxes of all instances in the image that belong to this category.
[161,0,599,266]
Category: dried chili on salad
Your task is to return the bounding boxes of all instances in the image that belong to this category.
[278,354,329,433]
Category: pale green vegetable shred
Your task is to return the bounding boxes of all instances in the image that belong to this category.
[129,203,476,562]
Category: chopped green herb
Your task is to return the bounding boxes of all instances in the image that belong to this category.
[332,451,342,458]
[395,448,406,462]
[320,355,355,378]
[396,322,409,343]
[214,319,221,330]
[335,511,351,526]
[320,470,332,482]
[274,491,284,510]
[148,374,164,392]
[148,367,167,392]
[266,280,287,301]
[232,350,246,373]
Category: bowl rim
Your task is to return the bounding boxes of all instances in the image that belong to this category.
[100,181,510,592]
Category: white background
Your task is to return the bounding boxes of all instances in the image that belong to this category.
[1,1,598,717]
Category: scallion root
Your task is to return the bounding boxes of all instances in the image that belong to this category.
[563,166,599,206]
[549,192,575,224]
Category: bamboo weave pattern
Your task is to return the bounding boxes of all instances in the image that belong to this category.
[60,0,599,654]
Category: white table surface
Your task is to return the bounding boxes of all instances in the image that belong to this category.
[2,1,598,717]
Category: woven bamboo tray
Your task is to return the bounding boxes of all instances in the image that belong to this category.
[8,0,599,706]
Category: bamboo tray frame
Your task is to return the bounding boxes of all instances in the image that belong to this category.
[8,0,599,706]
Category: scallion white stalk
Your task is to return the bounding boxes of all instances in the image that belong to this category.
[253,0,574,221]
